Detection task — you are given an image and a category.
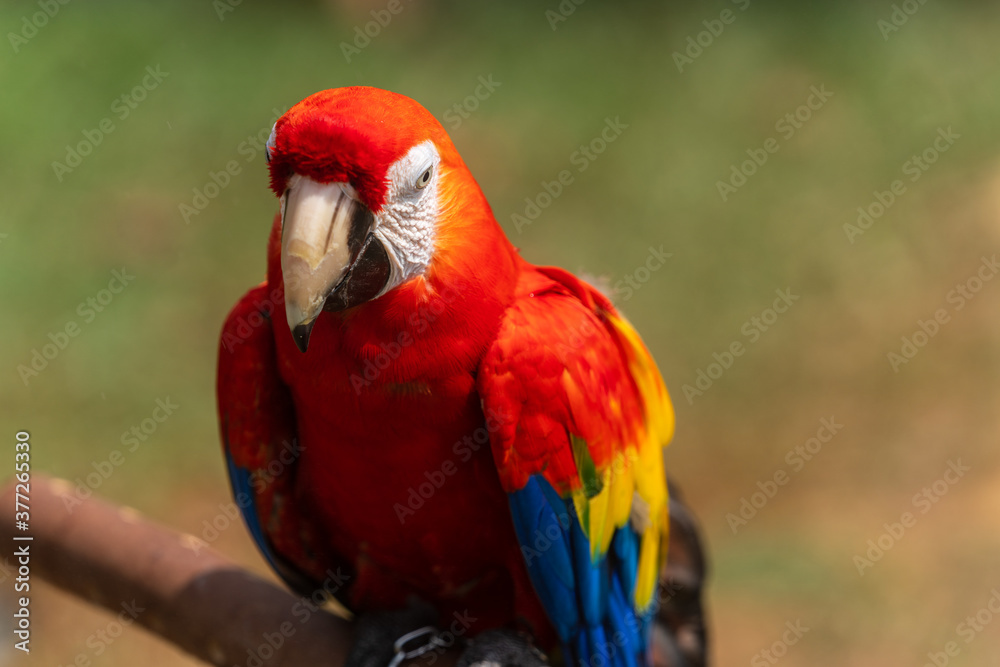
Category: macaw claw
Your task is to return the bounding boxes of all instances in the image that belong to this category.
[456,629,548,667]
[345,600,438,667]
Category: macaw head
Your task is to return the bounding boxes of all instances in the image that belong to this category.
[266,87,471,353]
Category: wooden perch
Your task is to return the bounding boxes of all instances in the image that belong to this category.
[0,476,459,667]
[0,476,707,667]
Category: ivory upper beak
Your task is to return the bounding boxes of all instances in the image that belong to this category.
[280,175,363,352]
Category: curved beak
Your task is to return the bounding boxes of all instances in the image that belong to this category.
[280,175,389,353]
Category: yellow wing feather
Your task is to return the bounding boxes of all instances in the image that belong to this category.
[567,312,674,610]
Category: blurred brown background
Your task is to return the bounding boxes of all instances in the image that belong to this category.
[2,1,999,665]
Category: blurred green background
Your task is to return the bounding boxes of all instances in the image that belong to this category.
[2,1,1000,665]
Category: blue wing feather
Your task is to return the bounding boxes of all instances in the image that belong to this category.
[224,449,317,595]
[571,518,606,627]
[224,452,279,569]
[608,577,641,667]
[508,474,656,667]
[509,477,578,640]
[612,528,639,607]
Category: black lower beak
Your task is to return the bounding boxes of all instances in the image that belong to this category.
[292,320,316,354]
[291,233,392,353]
[323,233,392,313]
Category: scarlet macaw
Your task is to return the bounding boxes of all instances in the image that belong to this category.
[217,87,677,667]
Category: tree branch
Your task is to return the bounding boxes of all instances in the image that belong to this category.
[0,475,459,667]
[0,475,708,666]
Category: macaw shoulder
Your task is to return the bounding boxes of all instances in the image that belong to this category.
[484,264,622,393]
[477,263,672,496]
[496,263,618,334]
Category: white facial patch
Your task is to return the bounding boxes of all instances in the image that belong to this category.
[265,123,276,163]
[372,140,440,293]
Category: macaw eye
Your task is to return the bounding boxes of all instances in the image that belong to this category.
[415,166,433,189]
[265,147,271,164]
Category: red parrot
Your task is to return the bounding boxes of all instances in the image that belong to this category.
[217,87,677,667]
